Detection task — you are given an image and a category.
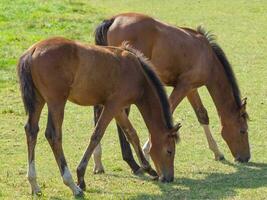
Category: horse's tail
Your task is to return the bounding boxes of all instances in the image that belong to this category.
[197,26,242,108]
[94,18,115,45]
[17,49,36,114]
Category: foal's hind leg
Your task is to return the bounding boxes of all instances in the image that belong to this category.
[45,102,83,196]
[77,103,117,191]
[92,105,105,174]
[25,96,44,195]
[115,111,158,177]
[187,90,224,160]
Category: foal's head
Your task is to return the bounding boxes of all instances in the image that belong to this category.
[221,98,250,162]
[149,123,181,182]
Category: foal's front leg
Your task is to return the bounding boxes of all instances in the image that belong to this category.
[92,105,105,174]
[115,111,158,178]
[77,104,115,191]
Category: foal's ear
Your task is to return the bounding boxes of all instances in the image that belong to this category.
[242,97,247,107]
[172,123,182,133]
[240,97,247,113]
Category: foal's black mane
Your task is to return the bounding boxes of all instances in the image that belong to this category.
[122,43,174,129]
[197,26,242,109]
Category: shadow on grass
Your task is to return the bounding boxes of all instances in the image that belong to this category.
[129,161,267,199]
[47,161,267,200]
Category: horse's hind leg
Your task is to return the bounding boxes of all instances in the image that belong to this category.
[115,111,158,178]
[187,89,224,160]
[92,105,105,174]
[116,107,141,174]
[45,101,83,196]
[25,95,44,195]
[77,103,117,191]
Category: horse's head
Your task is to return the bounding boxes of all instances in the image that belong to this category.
[221,98,250,162]
[149,123,181,182]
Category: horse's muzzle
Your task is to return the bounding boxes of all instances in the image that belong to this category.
[159,175,174,183]
[235,155,250,163]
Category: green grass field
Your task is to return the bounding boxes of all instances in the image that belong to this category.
[0,0,267,199]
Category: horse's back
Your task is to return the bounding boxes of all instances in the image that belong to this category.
[28,37,143,106]
[108,13,213,86]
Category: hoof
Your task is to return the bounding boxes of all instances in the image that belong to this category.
[78,180,86,191]
[32,190,42,196]
[93,166,105,174]
[144,166,158,178]
[215,154,225,161]
[32,186,42,196]
[74,186,84,197]
[133,167,144,175]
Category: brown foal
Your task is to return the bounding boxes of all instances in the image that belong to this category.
[17,38,180,196]
[93,12,250,173]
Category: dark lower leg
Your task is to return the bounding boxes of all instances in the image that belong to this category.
[116,112,157,177]
[77,105,114,190]
[25,99,44,195]
[116,107,141,173]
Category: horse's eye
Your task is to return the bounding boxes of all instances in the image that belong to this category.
[240,130,246,134]
[167,150,172,156]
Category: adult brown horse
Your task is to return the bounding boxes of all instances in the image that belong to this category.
[17,37,180,196]
[92,12,250,174]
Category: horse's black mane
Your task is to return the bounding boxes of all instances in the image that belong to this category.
[197,26,242,108]
[122,43,174,130]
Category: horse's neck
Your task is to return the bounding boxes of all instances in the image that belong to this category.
[136,85,167,138]
[207,65,239,126]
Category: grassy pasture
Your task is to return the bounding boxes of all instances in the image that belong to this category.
[0,0,267,199]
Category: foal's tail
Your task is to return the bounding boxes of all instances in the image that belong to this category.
[17,49,36,114]
[94,18,115,45]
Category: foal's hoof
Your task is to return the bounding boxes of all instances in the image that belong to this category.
[32,190,42,196]
[133,167,144,175]
[215,154,225,161]
[93,166,105,174]
[144,167,158,178]
[32,186,42,196]
[74,186,84,197]
[78,180,86,191]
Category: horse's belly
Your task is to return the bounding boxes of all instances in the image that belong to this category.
[68,86,104,106]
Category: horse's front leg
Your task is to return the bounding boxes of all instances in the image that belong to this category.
[92,105,105,174]
[45,102,83,197]
[116,107,142,174]
[115,111,158,178]
[77,103,117,191]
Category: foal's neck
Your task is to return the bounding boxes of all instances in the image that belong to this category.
[136,85,169,139]
[207,64,239,126]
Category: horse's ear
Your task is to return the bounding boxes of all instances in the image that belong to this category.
[240,97,248,118]
[242,97,247,107]
[240,97,247,114]
[172,123,182,133]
